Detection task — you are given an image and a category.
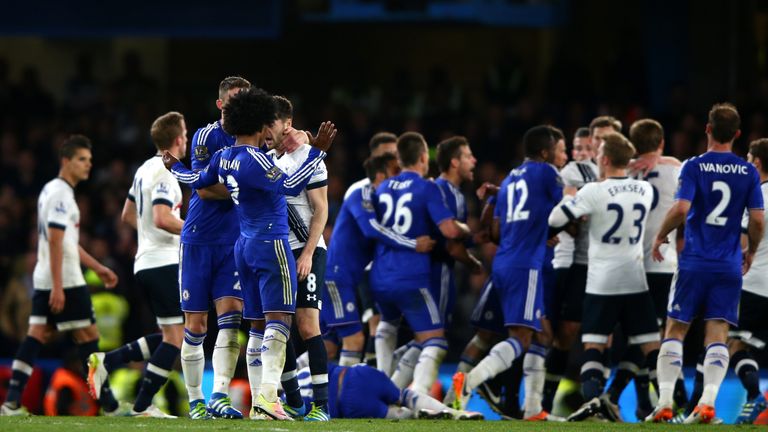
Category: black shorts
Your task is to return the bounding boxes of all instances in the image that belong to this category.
[646,273,673,326]
[558,264,587,322]
[730,291,768,350]
[30,286,95,331]
[581,292,660,346]
[293,247,327,310]
[136,264,183,325]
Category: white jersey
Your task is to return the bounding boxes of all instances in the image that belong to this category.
[742,182,768,298]
[630,157,681,273]
[559,177,653,295]
[554,160,598,266]
[129,156,183,273]
[270,144,328,251]
[33,178,86,290]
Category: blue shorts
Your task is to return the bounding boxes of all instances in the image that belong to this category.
[322,272,364,338]
[235,237,297,320]
[337,366,400,418]
[179,243,241,312]
[492,265,543,331]
[667,268,741,326]
[430,261,456,324]
[470,277,505,335]
[371,278,443,333]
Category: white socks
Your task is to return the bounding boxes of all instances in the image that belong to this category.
[411,338,448,395]
[391,342,422,389]
[700,343,729,406]
[212,327,240,394]
[246,329,264,405]
[375,321,398,375]
[656,338,683,407]
[523,343,548,417]
[181,330,206,402]
[467,337,522,390]
[400,388,454,414]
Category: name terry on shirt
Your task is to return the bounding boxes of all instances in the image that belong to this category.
[699,162,748,175]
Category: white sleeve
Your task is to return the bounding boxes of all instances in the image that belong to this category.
[150,174,176,207]
[47,196,74,230]
[307,160,328,190]
[549,184,596,227]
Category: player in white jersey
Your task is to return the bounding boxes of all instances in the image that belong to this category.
[549,132,660,422]
[2,135,120,416]
[728,138,768,424]
[87,112,186,418]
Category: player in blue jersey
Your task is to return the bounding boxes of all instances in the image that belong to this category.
[371,132,471,395]
[164,88,332,420]
[177,77,251,419]
[389,136,483,390]
[453,125,565,421]
[647,103,765,424]
[322,153,435,366]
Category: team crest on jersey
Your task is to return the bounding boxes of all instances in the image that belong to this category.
[182,290,190,301]
[484,311,494,321]
[194,145,209,161]
[265,165,284,182]
[346,302,356,313]
[362,198,374,211]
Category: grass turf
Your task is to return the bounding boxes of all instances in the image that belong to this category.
[0,417,760,431]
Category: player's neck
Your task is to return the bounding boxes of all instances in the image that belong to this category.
[707,139,732,153]
[402,166,424,177]
[440,171,462,187]
[603,166,627,178]
[234,132,262,147]
[57,171,78,188]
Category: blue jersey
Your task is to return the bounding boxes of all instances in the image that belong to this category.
[494,160,563,270]
[326,183,417,286]
[676,151,763,272]
[371,171,454,286]
[181,121,239,245]
[432,177,468,266]
[171,145,326,241]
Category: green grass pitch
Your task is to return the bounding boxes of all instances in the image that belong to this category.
[0,417,761,431]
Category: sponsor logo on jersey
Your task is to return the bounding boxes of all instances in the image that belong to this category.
[194,144,209,161]
[157,182,169,194]
[55,201,66,214]
[307,294,317,302]
[265,165,284,182]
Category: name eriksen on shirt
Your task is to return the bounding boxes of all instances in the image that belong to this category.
[607,183,646,197]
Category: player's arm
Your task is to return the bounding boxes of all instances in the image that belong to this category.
[78,246,118,289]
[351,197,433,252]
[121,197,137,230]
[744,208,764,274]
[548,187,593,229]
[245,146,327,196]
[445,240,483,273]
[153,202,183,235]
[652,200,690,262]
[427,182,469,240]
[163,150,221,190]
[48,226,65,313]
[197,184,230,200]
[296,185,329,281]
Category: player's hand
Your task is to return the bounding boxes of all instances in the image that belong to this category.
[49,288,65,314]
[468,254,484,275]
[307,121,337,152]
[97,265,119,289]
[743,250,755,275]
[628,153,660,177]
[652,236,668,262]
[564,220,580,238]
[162,151,180,170]
[282,127,309,154]
[546,235,560,248]
[296,251,313,282]
[472,230,490,245]
[476,182,500,200]
[415,236,436,253]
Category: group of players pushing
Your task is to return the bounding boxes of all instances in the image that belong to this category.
[1,74,765,425]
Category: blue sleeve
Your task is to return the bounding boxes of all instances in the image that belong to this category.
[190,126,216,171]
[240,146,327,196]
[425,182,455,226]
[170,150,221,189]
[747,168,764,210]
[349,193,417,250]
[675,161,696,202]
[548,169,564,203]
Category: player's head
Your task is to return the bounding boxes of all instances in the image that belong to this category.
[265,95,293,150]
[59,134,93,183]
[597,132,636,173]
[572,127,593,161]
[222,87,277,139]
[524,125,567,167]
[629,118,664,155]
[217,76,251,112]
[364,153,399,187]
[436,136,476,182]
[706,103,741,145]
[369,132,398,157]
[150,111,187,159]
[590,116,622,148]
[397,132,429,175]
[748,138,768,175]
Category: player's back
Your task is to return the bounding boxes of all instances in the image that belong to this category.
[678,152,763,271]
[326,184,377,284]
[182,121,239,245]
[372,171,451,284]
[494,160,562,270]
[131,156,182,272]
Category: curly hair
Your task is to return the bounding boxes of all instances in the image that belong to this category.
[222,88,277,136]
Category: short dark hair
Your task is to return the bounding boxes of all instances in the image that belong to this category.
[222,88,277,136]
[749,138,768,173]
[629,119,664,154]
[364,153,398,183]
[150,111,185,151]
[369,132,398,152]
[601,132,636,167]
[218,76,251,100]
[397,132,427,167]
[273,95,293,120]
[590,116,622,135]
[436,136,469,173]
[708,103,740,143]
[523,125,563,159]
[574,127,591,139]
[60,134,92,159]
